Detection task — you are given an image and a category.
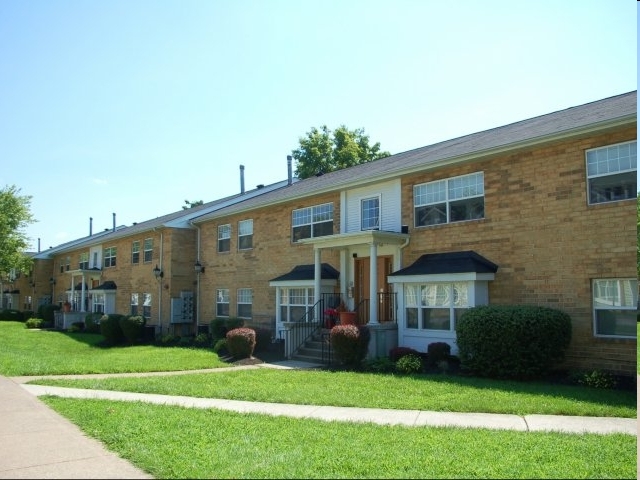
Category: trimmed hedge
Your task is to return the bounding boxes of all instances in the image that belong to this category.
[119,315,146,344]
[389,346,420,363]
[456,305,572,379]
[210,317,245,339]
[84,313,102,334]
[100,314,125,345]
[426,342,451,365]
[226,327,256,359]
[330,325,371,366]
[38,304,60,324]
[1,309,23,321]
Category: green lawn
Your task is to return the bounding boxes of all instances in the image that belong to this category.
[41,397,637,479]
[4,320,637,478]
[0,321,226,375]
[31,367,637,418]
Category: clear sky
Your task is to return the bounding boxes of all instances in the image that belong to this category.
[0,0,636,252]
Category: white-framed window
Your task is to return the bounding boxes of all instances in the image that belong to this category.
[143,238,153,263]
[92,293,105,314]
[131,293,139,316]
[142,293,152,320]
[65,256,71,271]
[218,224,231,253]
[104,247,117,268]
[361,196,380,230]
[237,288,252,319]
[592,278,637,338]
[279,287,315,322]
[292,203,334,242]
[238,219,253,250]
[586,141,637,204]
[79,252,89,270]
[131,241,140,264]
[414,172,484,227]
[405,282,469,331]
[216,289,229,317]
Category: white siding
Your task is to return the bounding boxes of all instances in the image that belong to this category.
[343,179,402,233]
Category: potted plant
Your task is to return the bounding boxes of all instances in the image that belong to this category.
[324,307,339,329]
[62,301,71,312]
[337,301,357,325]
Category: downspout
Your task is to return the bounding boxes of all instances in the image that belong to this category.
[154,228,164,334]
[195,223,201,334]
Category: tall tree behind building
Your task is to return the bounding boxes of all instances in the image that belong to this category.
[292,125,390,179]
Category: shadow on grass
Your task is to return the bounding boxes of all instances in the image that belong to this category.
[355,368,637,410]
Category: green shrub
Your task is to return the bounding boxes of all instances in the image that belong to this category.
[427,342,451,365]
[38,304,59,324]
[1,309,23,321]
[158,333,177,345]
[364,356,396,373]
[226,327,256,359]
[68,322,84,333]
[100,314,125,345]
[119,315,146,344]
[456,305,572,379]
[84,313,102,334]
[209,317,245,339]
[575,370,618,389]
[22,310,34,321]
[330,325,371,367]
[389,346,420,362]
[194,333,210,347]
[212,338,227,354]
[25,317,43,329]
[396,354,423,374]
[253,327,273,352]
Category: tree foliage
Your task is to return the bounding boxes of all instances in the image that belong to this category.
[291,125,390,179]
[637,192,639,279]
[0,185,35,278]
[182,199,204,210]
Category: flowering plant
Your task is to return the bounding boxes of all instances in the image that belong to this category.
[324,308,339,317]
[324,307,339,329]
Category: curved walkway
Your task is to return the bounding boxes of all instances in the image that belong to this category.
[1,362,637,479]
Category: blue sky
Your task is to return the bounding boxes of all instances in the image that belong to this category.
[0,0,636,251]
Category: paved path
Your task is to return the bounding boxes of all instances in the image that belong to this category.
[1,363,637,479]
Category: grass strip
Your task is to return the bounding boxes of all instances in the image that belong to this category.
[0,322,225,375]
[31,368,636,418]
[42,396,637,479]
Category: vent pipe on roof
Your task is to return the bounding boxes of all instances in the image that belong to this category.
[287,155,293,185]
[112,213,116,232]
[240,165,245,194]
[90,217,93,236]
[37,238,41,253]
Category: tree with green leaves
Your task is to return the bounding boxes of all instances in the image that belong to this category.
[182,199,204,210]
[0,185,35,279]
[291,125,390,179]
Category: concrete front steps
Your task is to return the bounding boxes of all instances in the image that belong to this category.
[290,329,333,365]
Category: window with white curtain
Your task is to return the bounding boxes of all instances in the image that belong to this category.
[405,282,469,331]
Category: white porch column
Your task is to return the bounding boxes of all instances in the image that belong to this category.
[69,274,74,306]
[369,242,378,324]
[339,249,347,299]
[80,274,86,312]
[275,287,281,324]
[314,248,321,305]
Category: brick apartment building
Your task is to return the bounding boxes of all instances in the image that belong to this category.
[7,91,637,375]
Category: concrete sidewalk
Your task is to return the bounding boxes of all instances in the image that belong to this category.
[1,363,637,479]
[0,375,151,479]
